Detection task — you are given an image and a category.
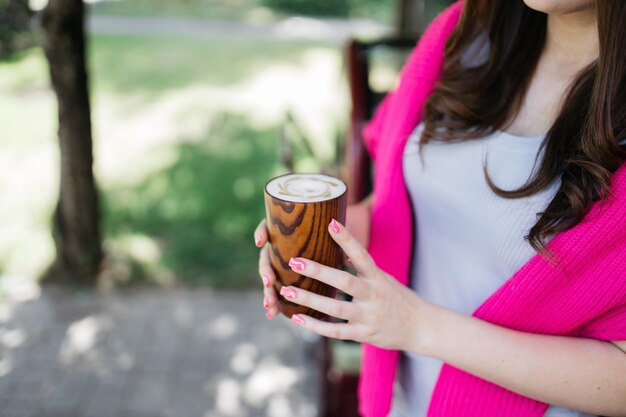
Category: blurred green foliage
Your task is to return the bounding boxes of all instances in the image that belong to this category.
[103,114,278,288]
[88,36,338,288]
[0,0,33,58]
[0,32,339,288]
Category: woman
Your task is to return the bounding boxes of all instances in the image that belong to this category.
[255,1,626,416]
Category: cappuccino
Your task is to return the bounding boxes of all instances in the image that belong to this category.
[265,173,347,203]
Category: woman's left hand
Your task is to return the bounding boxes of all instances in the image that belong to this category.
[282,219,433,353]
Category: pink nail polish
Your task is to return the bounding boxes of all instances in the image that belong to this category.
[280,286,297,299]
[263,295,269,309]
[289,258,306,271]
[261,275,269,287]
[266,311,272,320]
[330,218,341,233]
[255,234,262,246]
[291,314,305,325]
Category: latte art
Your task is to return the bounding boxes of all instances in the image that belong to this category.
[266,173,347,203]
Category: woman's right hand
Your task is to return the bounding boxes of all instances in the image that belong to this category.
[254,195,373,319]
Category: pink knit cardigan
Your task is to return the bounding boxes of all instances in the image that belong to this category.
[358,2,626,416]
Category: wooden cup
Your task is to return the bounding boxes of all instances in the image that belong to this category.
[264,173,348,321]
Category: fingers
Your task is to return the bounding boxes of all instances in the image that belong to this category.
[279,285,356,321]
[328,219,378,277]
[263,285,280,320]
[258,245,274,287]
[259,244,279,319]
[289,313,362,341]
[265,300,280,320]
[255,219,280,319]
[288,257,366,298]
[259,246,276,288]
[253,219,268,247]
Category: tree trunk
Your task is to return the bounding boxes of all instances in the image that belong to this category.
[41,0,102,284]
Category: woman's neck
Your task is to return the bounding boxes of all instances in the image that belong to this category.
[543,7,599,72]
[503,6,599,137]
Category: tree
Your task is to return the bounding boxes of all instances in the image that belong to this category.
[41,0,102,284]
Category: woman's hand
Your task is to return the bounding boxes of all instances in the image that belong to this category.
[253,196,374,320]
[278,218,435,352]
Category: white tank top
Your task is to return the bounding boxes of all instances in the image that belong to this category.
[390,122,598,417]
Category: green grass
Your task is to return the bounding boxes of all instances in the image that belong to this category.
[88,35,332,94]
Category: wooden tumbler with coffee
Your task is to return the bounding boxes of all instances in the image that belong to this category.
[264,173,348,321]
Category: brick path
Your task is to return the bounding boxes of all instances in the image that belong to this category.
[0,285,320,417]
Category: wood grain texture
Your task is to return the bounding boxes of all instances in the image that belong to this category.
[264,190,347,321]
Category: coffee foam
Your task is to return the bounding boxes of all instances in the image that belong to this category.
[265,173,347,203]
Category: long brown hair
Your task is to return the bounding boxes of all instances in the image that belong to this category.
[420,0,626,260]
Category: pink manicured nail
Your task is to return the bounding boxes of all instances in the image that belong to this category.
[266,311,272,320]
[263,295,269,309]
[261,275,269,287]
[289,258,306,271]
[255,234,263,246]
[330,218,341,233]
[280,286,297,299]
[291,314,305,325]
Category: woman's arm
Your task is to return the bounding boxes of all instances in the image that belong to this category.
[280,221,626,417]
[413,305,626,416]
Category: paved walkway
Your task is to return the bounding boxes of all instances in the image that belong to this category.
[87,15,391,42]
[0,285,320,417]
